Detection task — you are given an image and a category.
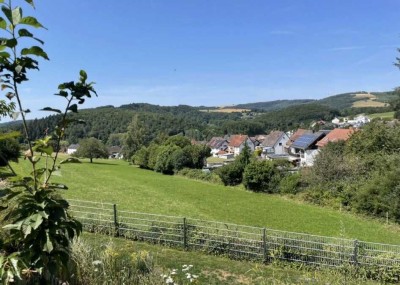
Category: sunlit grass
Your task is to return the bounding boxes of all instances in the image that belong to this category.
[9,158,400,244]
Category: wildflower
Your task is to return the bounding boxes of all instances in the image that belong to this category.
[92,260,102,266]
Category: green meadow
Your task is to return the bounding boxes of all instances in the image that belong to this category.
[368,111,395,119]
[10,158,400,244]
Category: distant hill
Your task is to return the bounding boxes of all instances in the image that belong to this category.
[233,99,315,111]
[0,90,397,144]
[230,91,398,112]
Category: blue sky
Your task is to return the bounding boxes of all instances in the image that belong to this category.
[4,0,400,120]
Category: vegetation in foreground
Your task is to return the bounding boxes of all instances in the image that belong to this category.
[73,233,379,285]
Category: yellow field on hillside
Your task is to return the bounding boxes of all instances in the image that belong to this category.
[352,93,387,108]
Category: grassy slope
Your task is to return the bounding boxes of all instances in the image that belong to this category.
[368,111,395,119]
[10,158,400,244]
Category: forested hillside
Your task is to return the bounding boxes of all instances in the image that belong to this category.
[233,99,315,111]
[0,91,397,148]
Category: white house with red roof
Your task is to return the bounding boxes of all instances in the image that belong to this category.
[228,135,255,156]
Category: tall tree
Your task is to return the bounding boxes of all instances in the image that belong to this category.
[74,137,108,163]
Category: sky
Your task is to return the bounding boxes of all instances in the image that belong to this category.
[2,0,400,120]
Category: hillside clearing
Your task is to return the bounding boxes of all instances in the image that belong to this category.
[352,93,387,107]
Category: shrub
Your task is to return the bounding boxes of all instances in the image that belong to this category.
[0,137,20,167]
[176,168,222,184]
[132,146,149,168]
[279,173,301,194]
[243,160,280,193]
[216,163,244,186]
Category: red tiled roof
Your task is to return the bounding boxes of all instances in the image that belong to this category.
[228,135,248,147]
[315,128,355,147]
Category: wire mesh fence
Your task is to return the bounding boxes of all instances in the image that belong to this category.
[68,199,400,271]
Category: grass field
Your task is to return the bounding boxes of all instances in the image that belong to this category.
[9,158,400,244]
[368,111,395,119]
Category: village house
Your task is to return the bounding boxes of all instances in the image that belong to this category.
[290,131,329,167]
[315,128,355,148]
[207,137,229,157]
[227,135,255,156]
[108,146,123,159]
[67,144,79,155]
[286,129,313,154]
[259,131,289,158]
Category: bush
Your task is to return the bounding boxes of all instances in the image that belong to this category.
[242,160,280,192]
[132,146,149,168]
[176,168,222,184]
[0,138,20,167]
[216,163,244,186]
[279,173,301,194]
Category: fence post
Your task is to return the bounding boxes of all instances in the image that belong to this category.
[262,228,267,263]
[183,217,188,250]
[353,239,359,266]
[113,204,119,237]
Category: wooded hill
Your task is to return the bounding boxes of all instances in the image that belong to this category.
[0,91,398,145]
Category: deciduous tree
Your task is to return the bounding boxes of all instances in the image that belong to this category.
[74,137,108,163]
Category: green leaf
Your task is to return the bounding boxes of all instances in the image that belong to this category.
[0,17,6,29]
[30,213,44,230]
[24,0,35,8]
[47,183,68,190]
[0,51,10,58]
[21,46,49,60]
[1,6,12,24]
[79,70,87,81]
[43,232,53,253]
[9,256,22,280]
[68,104,78,113]
[17,28,32,37]
[6,92,15,100]
[0,38,17,48]
[11,7,22,25]
[34,145,53,155]
[1,83,12,90]
[20,16,45,29]
[18,28,44,44]
[55,90,68,97]
[41,107,61,113]
[60,157,81,164]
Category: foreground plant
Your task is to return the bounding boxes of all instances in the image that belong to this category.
[0,0,96,283]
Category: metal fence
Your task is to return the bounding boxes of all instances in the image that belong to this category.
[68,199,400,270]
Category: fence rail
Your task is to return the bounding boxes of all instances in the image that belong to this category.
[68,199,400,270]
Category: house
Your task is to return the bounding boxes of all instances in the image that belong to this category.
[108,146,122,159]
[260,131,289,157]
[290,131,328,167]
[207,137,229,157]
[227,135,255,156]
[67,144,79,155]
[315,128,355,148]
[286,129,313,153]
[347,115,370,127]
[331,117,341,125]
